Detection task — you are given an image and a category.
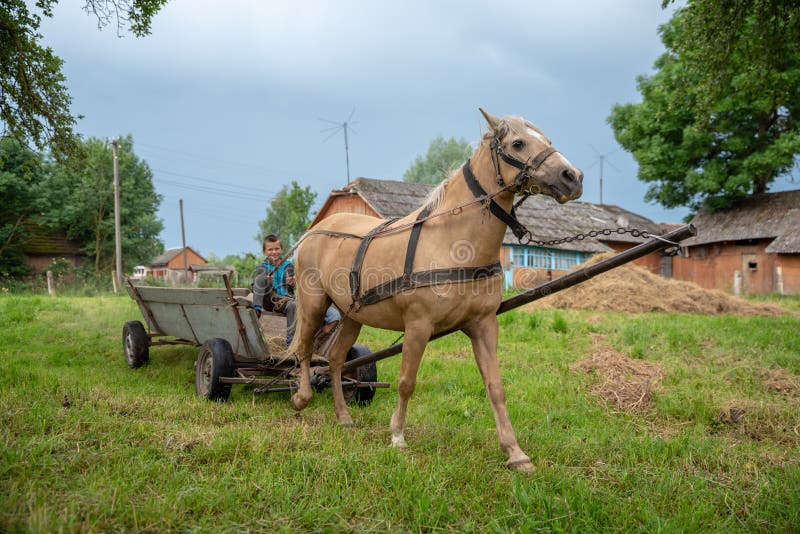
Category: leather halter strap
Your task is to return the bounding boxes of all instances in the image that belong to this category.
[350,217,398,302]
[462,159,528,240]
[490,137,558,189]
[359,263,502,307]
[403,203,433,278]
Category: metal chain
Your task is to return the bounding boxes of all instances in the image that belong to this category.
[520,227,665,247]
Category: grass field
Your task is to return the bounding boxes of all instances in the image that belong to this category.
[1,293,799,532]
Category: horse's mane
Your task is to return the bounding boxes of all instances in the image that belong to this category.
[420,140,482,214]
[421,176,449,214]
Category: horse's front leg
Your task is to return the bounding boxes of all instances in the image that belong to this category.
[464,314,534,473]
[289,297,327,412]
[326,316,363,427]
[390,320,433,448]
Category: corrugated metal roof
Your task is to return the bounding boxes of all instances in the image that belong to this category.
[343,178,666,252]
[683,190,800,253]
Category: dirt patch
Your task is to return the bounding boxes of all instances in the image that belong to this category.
[761,368,800,398]
[571,333,663,412]
[712,402,800,445]
[525,253,786,316]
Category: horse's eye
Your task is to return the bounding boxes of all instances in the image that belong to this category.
[512,139,525,150]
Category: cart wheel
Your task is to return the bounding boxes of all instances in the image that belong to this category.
[123,321,149,368]
[344,344,378,406]
[195,338,234,401]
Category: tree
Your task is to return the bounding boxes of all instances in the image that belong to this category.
[42,135,164,272]
[403,136,473,184]
[661,0,800,109]
[0,138,46,276]
[0,0,168,156]
[256,181,317,248]
[609,3,800,211]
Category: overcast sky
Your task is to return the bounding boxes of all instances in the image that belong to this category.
[39,0,695,258]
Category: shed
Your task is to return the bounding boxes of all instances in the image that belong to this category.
[20,221,84,273]
[674,189,800,294]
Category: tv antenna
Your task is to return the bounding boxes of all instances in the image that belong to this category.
[320,108,358,185]
[588,145,621,205]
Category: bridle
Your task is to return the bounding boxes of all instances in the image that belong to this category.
[488,135,559,193]
[462,133,562,240]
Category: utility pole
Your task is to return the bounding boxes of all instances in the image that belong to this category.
[112,139,122,292]
[598,154,605,205]
[320,109,357,186]
[180,199,189,284]
[343,121,351,183]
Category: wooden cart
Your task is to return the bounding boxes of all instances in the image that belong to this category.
[123,281,386,403]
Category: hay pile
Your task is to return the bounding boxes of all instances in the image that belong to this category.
[526,254,785,316]
[571,333,663,412]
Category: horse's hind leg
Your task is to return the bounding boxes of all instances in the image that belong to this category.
[390,320,433,448]
[463,314,534,473]
[289,295,328,412]
[325,316,363,427]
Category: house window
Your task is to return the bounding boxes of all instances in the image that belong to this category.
[530,248,550,269]
[509,246,590,270]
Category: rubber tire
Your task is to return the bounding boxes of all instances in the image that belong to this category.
[123,321,149,368]
[343,344,378,406]
[195,338,234,401]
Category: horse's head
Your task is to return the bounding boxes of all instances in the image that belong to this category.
[479,109,583,204]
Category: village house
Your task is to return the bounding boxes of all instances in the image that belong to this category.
[310,178,668,289]
[674,189,800,295]
[147,246,208,285]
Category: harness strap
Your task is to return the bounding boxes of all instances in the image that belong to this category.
[462,160,528,240]
[403,204,433,279]
[359,263,502,307]
[350,218,398,303]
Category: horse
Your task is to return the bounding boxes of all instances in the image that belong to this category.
[287,109,583,472]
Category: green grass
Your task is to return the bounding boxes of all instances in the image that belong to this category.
[1,294,799,532]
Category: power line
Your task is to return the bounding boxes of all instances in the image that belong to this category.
[153,177,270,202]
[151,168,278,196]
[137,142,296,177]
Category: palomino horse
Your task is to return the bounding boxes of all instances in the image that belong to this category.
[288,110,583,471]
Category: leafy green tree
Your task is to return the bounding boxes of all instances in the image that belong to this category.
[42,135,163,272]
[609,3,800,211]
[0,0,168,156]
[256,181,317,248]
[0,139,46,276]
[403,136,473,184]
[661,0,800,109]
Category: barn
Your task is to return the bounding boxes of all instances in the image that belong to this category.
[674,189,800,295]
[310,178,668,288]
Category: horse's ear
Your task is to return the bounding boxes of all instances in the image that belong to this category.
[479,108,501,132]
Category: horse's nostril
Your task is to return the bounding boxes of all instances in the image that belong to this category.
[561,168,576,182]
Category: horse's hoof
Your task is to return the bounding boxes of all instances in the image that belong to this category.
[339,419,354,428]
[390,436,408,449]
[290,394,308,411]
[506,458,536,473]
